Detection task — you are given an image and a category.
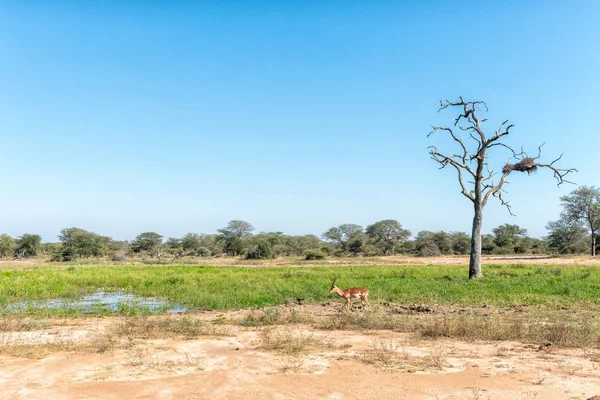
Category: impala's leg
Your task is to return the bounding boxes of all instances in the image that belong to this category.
[363,294,371,307]
[346,297,352,311]
[340,297,348,312]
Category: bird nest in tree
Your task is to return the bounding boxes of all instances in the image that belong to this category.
[502,157,538,174]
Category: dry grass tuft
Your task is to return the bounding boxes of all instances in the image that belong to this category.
[532,371,550,385]
[555,359,583,375]
[111,316,231,340]
[0,331,78,358]
[0,316,51,332]
[360,338,412,370]
[315,312,410,332]
[88,332,118,354]
[258,328,329,355]
[359,338,449,372]
[416,313,600,348]
[126,347,204,371]
[240,308,308,327]
[0,315,234,359]
[424,346,449,370]
[277,357,305,373]
[314,308,600,349]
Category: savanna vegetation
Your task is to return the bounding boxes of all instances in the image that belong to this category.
[1,185,598,264]
[2,263,600,317]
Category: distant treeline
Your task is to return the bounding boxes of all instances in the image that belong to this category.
[0,217,595,262]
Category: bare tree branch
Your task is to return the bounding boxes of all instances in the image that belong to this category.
[428,126,475,177]
[483,170,511,208]
[494,187,514,216]
[429,146,475,201]
[533,153,578,186]
[507,143,577,186]
[487,120,514,145]
[428,97,576,279]
[487,141,517,155]
[431,98,576,211]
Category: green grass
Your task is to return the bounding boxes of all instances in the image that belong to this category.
[1,263,600,316]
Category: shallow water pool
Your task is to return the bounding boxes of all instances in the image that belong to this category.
[6,290,188,314]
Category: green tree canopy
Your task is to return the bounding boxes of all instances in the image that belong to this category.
[181,233,202,256]
[449,232,471,255]
[492,224,528,251]
[164,238,184,257]
[245,236,277,260]
[365,220,411,255]
[217,220,254,256]
[560,186,600,256]
[414,231,452,256]
[15,234,42,258]
[322,224,363,254]
[546,217,590,254]
[131,232,164,258]
[0,234,17,258]
[58,227,112,259]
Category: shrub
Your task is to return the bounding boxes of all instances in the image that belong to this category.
[49,247,79,262]
[196,247,211,257]
[304,249,326,260]
[492,246,514,255]
[417,243,441,257]
[112,252,127,262]
[245,239,276,260]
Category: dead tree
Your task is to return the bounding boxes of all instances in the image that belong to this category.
[428,98,576,279]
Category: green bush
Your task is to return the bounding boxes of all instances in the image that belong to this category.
[246,239,276,260]
[417,243,441,257]
[50,247,75,262]
[196,247,212,257]
[112,252,127,262]
[304,249,326,260]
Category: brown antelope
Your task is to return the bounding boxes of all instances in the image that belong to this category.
[329,279,370,311]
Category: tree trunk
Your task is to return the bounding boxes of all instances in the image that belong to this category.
[469,202,483,279]
[592,232,597,257]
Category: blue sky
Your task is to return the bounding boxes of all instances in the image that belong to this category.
[1,1,598,241]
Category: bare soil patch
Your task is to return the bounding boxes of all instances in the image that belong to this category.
[3,254,600,269]
[1,305,599,399]
[187,254,600,267]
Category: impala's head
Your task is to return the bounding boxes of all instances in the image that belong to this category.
[329,279,337,293]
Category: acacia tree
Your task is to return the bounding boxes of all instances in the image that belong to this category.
[0,234,16,258]
[559,186,600,256]
[492,224,528,250]
[365,219,411,255]
[130,232,164,258]
[217,220,254,256]
[58,227,112,259]
[322,224,363,254]
[428,98,575,279]
[545,217,589,255]
[15,234,42,258]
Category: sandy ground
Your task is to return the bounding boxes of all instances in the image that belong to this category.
[1,305,600,400]
[198,255,600,268]
[2,254,600,269]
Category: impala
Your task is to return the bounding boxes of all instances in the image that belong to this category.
[329,279,370,311]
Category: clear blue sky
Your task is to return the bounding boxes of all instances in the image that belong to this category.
[1,1,598,241]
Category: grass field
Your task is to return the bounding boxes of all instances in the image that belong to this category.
[1,261,600,316]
